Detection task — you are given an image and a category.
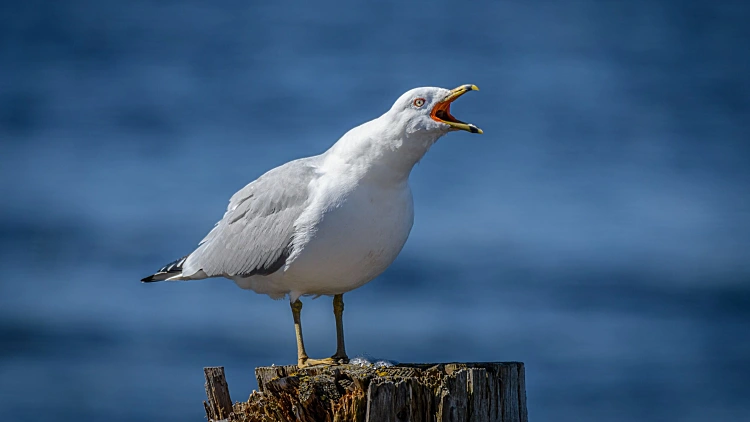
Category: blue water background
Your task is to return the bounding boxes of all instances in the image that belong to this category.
[1,1,749,421]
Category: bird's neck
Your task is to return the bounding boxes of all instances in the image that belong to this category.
[323,115,444,185]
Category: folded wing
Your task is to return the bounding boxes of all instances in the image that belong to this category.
[181,157,319,279]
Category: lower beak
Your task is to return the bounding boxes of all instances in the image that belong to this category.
[430,84,483,134]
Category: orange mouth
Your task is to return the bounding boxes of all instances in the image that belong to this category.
[430,100,463,125]
[429,84,483,134]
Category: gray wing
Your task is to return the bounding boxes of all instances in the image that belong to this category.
[181,157,319,278]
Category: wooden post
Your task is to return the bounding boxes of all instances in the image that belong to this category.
[220,362,527,422]
[204,366,233,421]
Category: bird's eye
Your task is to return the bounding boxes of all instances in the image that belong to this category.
[413,98,426,108]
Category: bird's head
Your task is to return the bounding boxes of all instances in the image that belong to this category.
[325,84,483,178]
[388,84,483,136]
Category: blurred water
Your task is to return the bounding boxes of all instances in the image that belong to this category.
[1,0,749,421]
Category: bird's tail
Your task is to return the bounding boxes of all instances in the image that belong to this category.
[141,255,189,282]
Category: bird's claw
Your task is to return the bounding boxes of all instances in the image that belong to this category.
[298,355,349,368]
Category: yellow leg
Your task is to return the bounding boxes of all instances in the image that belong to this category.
[291,300,309,367]
[290,296,349,368]
[332,294,349,362]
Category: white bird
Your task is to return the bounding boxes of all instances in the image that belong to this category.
[142,84,483,367]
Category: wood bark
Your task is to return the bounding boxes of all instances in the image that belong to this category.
[204,366,234,421]
[214,362,526,422]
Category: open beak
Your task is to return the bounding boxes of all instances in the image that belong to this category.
[430,84,483,134]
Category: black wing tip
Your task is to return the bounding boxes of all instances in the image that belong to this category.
[140,272,172,283]
[141,254,189,283]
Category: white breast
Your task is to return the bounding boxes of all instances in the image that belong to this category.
[268,176,414,298]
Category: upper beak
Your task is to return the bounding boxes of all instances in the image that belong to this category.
[430,84,483,134]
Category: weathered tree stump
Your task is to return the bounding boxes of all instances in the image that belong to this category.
[204,362,527,422]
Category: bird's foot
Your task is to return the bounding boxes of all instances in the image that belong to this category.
[298,354,349,368]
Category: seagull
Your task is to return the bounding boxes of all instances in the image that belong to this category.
[142,84,482,367]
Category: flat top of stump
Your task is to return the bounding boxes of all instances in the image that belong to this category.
[255,362,524,391]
